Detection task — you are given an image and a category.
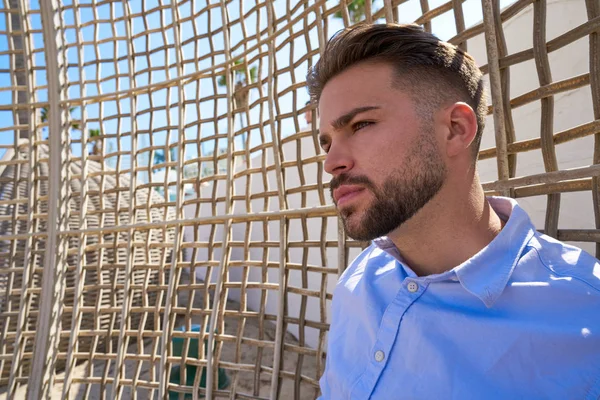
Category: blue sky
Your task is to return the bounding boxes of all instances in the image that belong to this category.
[0,0,516,172]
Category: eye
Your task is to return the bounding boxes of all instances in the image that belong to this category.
[319,138,330,153]
[352,121,373,132]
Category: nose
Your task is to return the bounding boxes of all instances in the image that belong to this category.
[324,142,354,176]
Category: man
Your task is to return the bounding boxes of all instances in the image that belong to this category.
[307,24,600,399]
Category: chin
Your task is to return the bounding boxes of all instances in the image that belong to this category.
[338,204,361,221]
[341,212,368,239]
[338,198,369,217]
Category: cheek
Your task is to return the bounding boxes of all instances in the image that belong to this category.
[352,130,385,158]
[355,123,412,158]
[354,136,407,176]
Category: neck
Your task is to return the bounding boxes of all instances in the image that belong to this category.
[387,172,504,277]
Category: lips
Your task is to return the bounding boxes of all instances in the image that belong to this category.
[333,185,365,206]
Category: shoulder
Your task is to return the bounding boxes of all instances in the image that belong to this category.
[526,232,600,293]
[336,242,398,290]
[337,243,380,289]
[331,242,406,319]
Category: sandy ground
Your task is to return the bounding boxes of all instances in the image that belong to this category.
[3,272,322,399]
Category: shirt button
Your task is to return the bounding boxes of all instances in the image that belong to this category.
[374,350,385,362]
[407,281,419,293]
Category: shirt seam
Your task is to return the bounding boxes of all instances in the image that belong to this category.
[530,245,600,295]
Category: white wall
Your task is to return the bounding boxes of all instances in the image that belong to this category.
[470,0,596,255]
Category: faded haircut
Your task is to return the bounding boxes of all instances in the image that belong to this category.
[306,23,487,158]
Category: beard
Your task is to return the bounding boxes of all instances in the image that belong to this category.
[330,133,447,241]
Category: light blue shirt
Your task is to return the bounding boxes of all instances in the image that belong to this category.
[319,197,600,399]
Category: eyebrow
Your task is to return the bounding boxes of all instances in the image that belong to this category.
[330,106,380,130]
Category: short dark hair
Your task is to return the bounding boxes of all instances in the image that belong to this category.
[306,23,486,158]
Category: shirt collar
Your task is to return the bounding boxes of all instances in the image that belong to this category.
[373,197,536,308]
[454,197,535,307]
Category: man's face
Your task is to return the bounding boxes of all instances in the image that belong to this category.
[318,62,447,241]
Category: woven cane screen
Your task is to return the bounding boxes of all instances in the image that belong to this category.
[0,0,598,399]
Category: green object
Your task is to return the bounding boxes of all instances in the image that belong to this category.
[169,325,230,399]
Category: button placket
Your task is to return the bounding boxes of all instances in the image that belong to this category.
[350,280,428,399]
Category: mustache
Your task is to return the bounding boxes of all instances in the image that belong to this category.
[330,174,375,197]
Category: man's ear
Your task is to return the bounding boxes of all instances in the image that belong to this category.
[444,102,478,158]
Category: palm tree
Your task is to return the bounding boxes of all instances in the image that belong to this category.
[40,107,101,155]
[217,59,257,110]
[334,0,375,24]
[217,59,257,166]
[88,129,101,156]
